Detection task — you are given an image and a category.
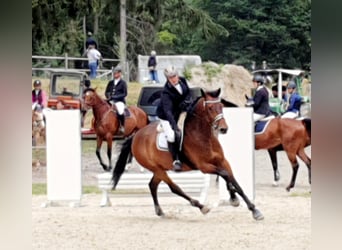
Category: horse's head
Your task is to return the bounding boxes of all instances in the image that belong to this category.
[82,88,98,109]
[198,88,228,134]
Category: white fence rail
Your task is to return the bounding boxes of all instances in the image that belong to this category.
[32,54,128,80]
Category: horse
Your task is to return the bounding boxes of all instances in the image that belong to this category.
[32,103,46,146]
[112,88,264,220]
[82,88,149,172]
[245,96,311,191]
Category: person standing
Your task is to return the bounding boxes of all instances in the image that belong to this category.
[281,81,302,118]
[85,31,98,49]
[32,79,48,109]
[147,50,159,83]
[84,44,102,79]
[251,74,272,122]
[156,66,193,171]
[105,66,127,134]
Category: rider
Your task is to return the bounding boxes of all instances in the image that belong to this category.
[251,74,272,122]
[281,81,302,119]
[156,65,193,172]
[32,79,48,109]
[105,66,127,134]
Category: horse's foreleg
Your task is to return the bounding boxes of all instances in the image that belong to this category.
[219,164,264,221]
[96,138,109,171]
[268,148,280,186]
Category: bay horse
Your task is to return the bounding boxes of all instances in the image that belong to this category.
[245,95,311,191]
[255,117,311,191]
[83,88,149,171]
[112,88,264,220]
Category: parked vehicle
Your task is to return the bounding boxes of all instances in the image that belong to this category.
[136,85,202,122]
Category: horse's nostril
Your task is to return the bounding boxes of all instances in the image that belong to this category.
[220,128,228,134]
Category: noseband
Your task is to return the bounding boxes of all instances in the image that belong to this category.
[203,99,224,129]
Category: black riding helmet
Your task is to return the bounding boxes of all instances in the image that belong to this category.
[33,80,41,86]
[252,74,264,84]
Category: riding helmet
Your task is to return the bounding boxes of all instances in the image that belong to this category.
[113,66,122,73]
[252,74,264,84]
[33,80,41,86]
[164,66,178,78]
[287,81,297,89]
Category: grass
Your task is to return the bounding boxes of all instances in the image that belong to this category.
[290,191,311,198]
[32,183,149,195]
[32,183,101,195]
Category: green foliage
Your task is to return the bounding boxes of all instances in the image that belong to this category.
[32,0,311,78]
[202,62,223,82]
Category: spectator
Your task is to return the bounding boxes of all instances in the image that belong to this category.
[32,79,48,109]
[105,66,127,134]
[147,50,159,83]
[156,65,193,172]
[84,45,102,79]
[281,81,302,119]
[250,74,272,122]
[85,31,97,49]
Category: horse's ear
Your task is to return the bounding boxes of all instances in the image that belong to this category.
[217,88,221,97]
[200,88,206,97]
[245,94,250,100]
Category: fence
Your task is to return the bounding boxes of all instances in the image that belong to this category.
[32,54,129,80]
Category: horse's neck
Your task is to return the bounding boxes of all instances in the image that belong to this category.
[186,100,214,138]
[92,98,111,120]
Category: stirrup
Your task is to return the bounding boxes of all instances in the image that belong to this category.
[172,160,182,172]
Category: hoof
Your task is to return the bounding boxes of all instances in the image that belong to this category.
[229,198,240,207]
[272,181,279,187]
[200,206,210,215]
[253,209,264,220]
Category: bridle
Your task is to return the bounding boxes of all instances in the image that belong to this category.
[203,98,225,130]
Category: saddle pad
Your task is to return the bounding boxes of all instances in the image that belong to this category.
[254,120,272,135]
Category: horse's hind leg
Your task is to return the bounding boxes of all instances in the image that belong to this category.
[106,137,113,171]
[268,148,280,186]
[150,172,210,216]
[149,175,164,216]
[297,148,311,185]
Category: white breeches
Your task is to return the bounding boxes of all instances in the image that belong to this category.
[281,111,299,119]
[253,113,266,122]
[114,101,125,115]
[159,119,175,143]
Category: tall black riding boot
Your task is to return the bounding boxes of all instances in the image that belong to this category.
[167,142,182,172]
[118,114,125,134]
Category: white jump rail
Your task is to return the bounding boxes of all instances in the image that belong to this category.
[97,171,211,207]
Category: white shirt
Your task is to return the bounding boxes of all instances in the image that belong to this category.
[174,83,183,94]
[87,48,101,63]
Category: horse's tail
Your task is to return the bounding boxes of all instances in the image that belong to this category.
[302,118,311,139]
[112,135,133,190]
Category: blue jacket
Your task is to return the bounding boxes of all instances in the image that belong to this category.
[286,92,302,113]
[156,77,193,130]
